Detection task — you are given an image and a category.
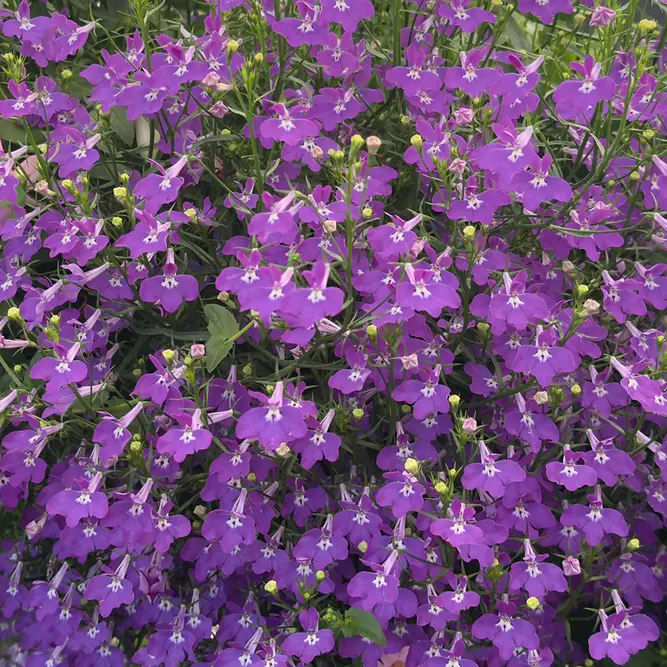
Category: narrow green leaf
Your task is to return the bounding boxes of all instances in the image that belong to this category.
[344,608,387,647]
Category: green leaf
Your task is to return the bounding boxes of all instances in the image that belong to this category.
[0,119,26,144]
[204,304,239,373]
[110,107,135,146]
[503,15,532,53]
[343,608,387,647]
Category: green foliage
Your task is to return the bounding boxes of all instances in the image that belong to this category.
[204,304,239,373]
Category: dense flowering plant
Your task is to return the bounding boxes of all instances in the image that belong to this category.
[0,0,666,664]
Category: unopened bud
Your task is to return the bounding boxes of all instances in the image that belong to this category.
[61,69,73,79]
[275,443,291,458]
[315,570,326,582]
[254,52,264,63]
[227,39,240,55]
[366,135,382,156]
[461,417,477,434]
[162,349,176,364]
[242,363,253,377]
[350,134,365,151]
[366,324,378,339]
[476,321,490,334]
[400,115,410,126]
[113,186,128,200]
[130,440,143,453]
[563,555,581,576]
[629,170,640,181]
[462,225,476,241]
[448,394,461,409]
[352,408,364,420]
[323,219,337,233]
[362,207,373,220]
[185,208,197,220]
[562,260,575,274]
[190,344,205,360]
[404,458,419,474]
[576,284,589,296]
[534,391,549,405]
[111,216,123,228]
[49,315,61,326]
[570,384,582,397]
[120,172,130,184]
[627,538,640,551]
[357,541,368,553]
[7,307,21,321]
[526,597,540,610]
[434,481,448,494]
[638,18,657,34]
[193,505,207,519]
[582,299,600,316]
[643,130,655,140]
[247,472,257,482]
[410,134,423,150]
[264,580,278,594]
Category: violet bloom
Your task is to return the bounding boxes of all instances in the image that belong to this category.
[115,71,168,120]
[260,103,318,147]
[582,430,635,485]
[30,342,87,391]
[471,598,539,661]
[554,56,617,120]
[474,124,536,181]
[156,409,213,463]
[282,609,334,664]
[154,497,191,555]
[508,327,577,387]
[368,213,422,260]
[133,354,184,406]
[274,2,329,47]
[134,155,188,209]
[395,263,461,317]
[438,0,496,32]
[293,514,348,570]
[504,394,560,453]
[115,210,170,259]
[462,440,526,498]
[238,265,294,325]
[93,402,143,465]
[320,0,374,31]
[236,382,307,451]
[347,550,401,611]
[53,131,101,177]
[582,366,628,417]
[247,191,300,244]
[513,154,573,209]
[489,272,550,333]
[561,486,629,546]
[509,539,568,598]
[386,44,441,96]
[86,555,135,618]
[436,575,480,616]
[431,499,484,549]
[447,180,511,226]
[445,48,500,96]
[139,249,199,314]
[546,445,597,491]
[46,472,108,528]
[589,609,645,665]
[202,489,256,554]
[376,471,426,518]
[329,349,372,395]
[610,356,667,416]
[281,261,345,327]
[292,410,342,469]
[391,365,451,420]
[518,0,572,24]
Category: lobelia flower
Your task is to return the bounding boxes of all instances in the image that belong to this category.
[28,562,69,622]
[590,5,617,26]
[376,471,426,518]
[368,213,423,260]
[546,445,597,491]
[202,489,256,554]
[260,103,319,147]
[133,354,185,406]
[134,155,189,209]
[518,0,572,24]
[247,191,300,244]
[487,271,550,333]
[139,249,199,313]
[601,271,647,324]
[474,124,537,183]
[292,409,342,469]
[347,550,401,611]
[554,56,617,120]
[588,608,642,665]
[273,2,329,47]
[582,430,635,486]
[134,605,197,667]
[386,44,442,96]
[293,514,348,570]
[472,598,540,660]
[560,485,629,547]
[609,356,667,416]
[509,539,568,598]
[391,365,451,420]
[115,210,171,259]
[30,341,87,390]
[445,48,500,96]
[504,393,560,453]
[93,402,143,465]
[86,555,135,618]
[0,562,27,620]
[102,478,156,549]
[282,608,335,664]
[512,154,573,210]
[581,366,628,417]
[437,0,496,32]
[236,382,307,451]
[52,131,101,177]
[431,499,484,550]
[462,440,526,498]
[157,409,214,462]
[320,0,374,31]
[395,263,461,317]
[46,471,109,527]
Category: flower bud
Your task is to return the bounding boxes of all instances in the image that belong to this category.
[410,134,423,150]
[242,363,253,377]
[573,12,585,25]
[526,597,540,610]
[119,172,130,184]
[61,179,74,191]
[570,383,582,396]
[366,324,378,339]
[162,349,176,364]
[562,260,575,274]
[627,538,640,551]
[643,130,655,140]
[404,458,419,474]
[362,207,373,220]
[60,69,73,80]
[400,115,410,126]
[462,225,476,241]
[352,408,364,420]
[193,505,207,519]
[590,5,616,26]
[247,472,257,482]
[227,39,240,55]
[366,135,382,156]
[461,417,478,434]
[254,52,264,63]
[111,216,123,228]
[315,570,326,582]
[49,315,61,326]
[357,541,368,553]
[563,555,581,576]
[350,134,365,151]
[7,307,22,321]
[448,394,461,409]
[582,299,600,316]
[113,186,128,200]
[401,404,411,413]
[264,580,278,594]
[638,18,657,34]
[190,344,205,359]
[629,170,640,181]
[275,443,291,457]
[185,208,197,221]
[534,391,549,405]
[434,481,448,494]
[323,219,337,233]
[217,291,231,303]
[13,364,21,374]
[476,321,490,334]
[575,284,589,296]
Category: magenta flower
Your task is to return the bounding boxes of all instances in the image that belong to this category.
[30,342,87,390]
[134,155,188,209]
[139,249,199,314]
[260,103,318,147]
[561,486,629,546]
[554,56,617,119]
[86,555,135,618]
[462,440,526,498]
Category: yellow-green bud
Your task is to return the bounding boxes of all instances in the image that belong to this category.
[448,394,461,408]
[410,134,423,150]
[132,368,142,377]
[185,208,197,220]
[2,53,16,62]
[49,315,61,326]
[264,580,278,594]
[350,134,365,151]
[573,12,585,25]
[111,216,123,228]
[434,481,448,494]
[366,135,382,156]
[362,207,373,220]
[400,115,410,126]
[266,384,275,394]
[357,541,368,553]
[193,505,208,519]
[585,660,595,667]
[576,284,589,296]
[401,404,411,413]
[449,467,458,478]
[132,433,141,441]
[61,179,74,191]
[254,52,264,63]
[657,335,665,346]
[526,597,540,610]
[7,307,21,321]
[247,472,257,482]
[571,383,582,397]
[120,172,130,184]
[162,349,176,364]
[130,440,143,453]
[404,458,419,474]
[476,321,490,334]
[315,570,326,582]
[643,130,655,140]
[113,186,128,200]
[221,129,231,135]
[638,19,657,34]
[462,225,476,240]
[242,363,253,378]
[217,291,231,303]
[366,324,378,339]
[629,171,640,182]
[13,365,21,374]
[61,69,73,80]
[352,408,364,420]
[627,538,640,551]
[227,40,240,55]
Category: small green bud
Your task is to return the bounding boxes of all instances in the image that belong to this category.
[627,538,640,551]
[61,69,73,80]
[434,481,448,494]
[7,307,22,321]
[629,171,640,182]
[410,134,423,150]
[247,472,257,482]
[352,408,364,420]
[315,570,326,583]
[357,541,368,553]
[366,324,378,339]
[571,383,582,397]
[576,284,589,296]
[113,186,128,200]
[350,134,365,151]
[49,315,61,327]
[404,458,419,474]
[120,172,130,184]
[462,225,476,241]
[362,207,373,220]
[111,216,123,228]
[254,52,264,63]
[13,364,21,374]
[638,18,657,34]
[400,115,410,126]
[643,129,655,140]
[448,394,461,409]
[264,580,278,594]
[526,597,540,610]
[162,349,176,364]
[227,39,240,55]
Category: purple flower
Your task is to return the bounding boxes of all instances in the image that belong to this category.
[431,499,484,549]
[554,56,617,119]
[512,154,573,210]
[115,210,170,259]
[387,45,442,96]
[445,48,500,96]
[293,410,342,469]
[247,191,300,244]
[85,555,135,618]
[30,342,87,390]
[546,445,597,491]
[368,213,422,260]
[488,272,550,333]
[134,155,188,209]
[52,131,101,177]
[376,471,426,518]
[139,249,199,313]
[396,264,461,317]
[519,0,572,24]
[347,550,401,611]
[561,486,629,546]
[462,440,526,498]
[282,609,335,664]
[46,471,108,527]
[260,103,319,147]
[202,488,256,553]
[392,365,451,420]
[509,539,568,598]
[320,0,374,32]
[438,0,496,32]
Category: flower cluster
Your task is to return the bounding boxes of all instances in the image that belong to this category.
[0,0,665,665]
